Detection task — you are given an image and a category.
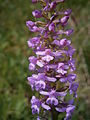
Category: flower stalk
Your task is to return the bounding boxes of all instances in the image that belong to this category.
[51,109,59,120]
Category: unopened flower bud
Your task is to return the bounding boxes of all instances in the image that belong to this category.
[32,10,42,18]
[60,16,69,24]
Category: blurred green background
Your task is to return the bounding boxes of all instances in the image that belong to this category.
[0,0,90,120]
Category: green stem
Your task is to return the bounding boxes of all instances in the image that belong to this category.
[51,110,58,120]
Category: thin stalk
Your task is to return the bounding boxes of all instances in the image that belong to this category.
[51,110,58,120]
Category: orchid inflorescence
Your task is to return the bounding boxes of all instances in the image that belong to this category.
[26,0,78,120]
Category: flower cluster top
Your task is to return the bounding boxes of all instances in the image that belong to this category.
[26,0,78,120]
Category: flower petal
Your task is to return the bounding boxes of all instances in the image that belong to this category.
[46,77,57,82]
[42,103,51,110]
[40,91,49,96]
[55,107,66,112]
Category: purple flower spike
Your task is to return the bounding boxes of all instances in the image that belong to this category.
[26,0,78,119]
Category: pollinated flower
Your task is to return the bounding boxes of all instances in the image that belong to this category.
[26,0,78,120]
